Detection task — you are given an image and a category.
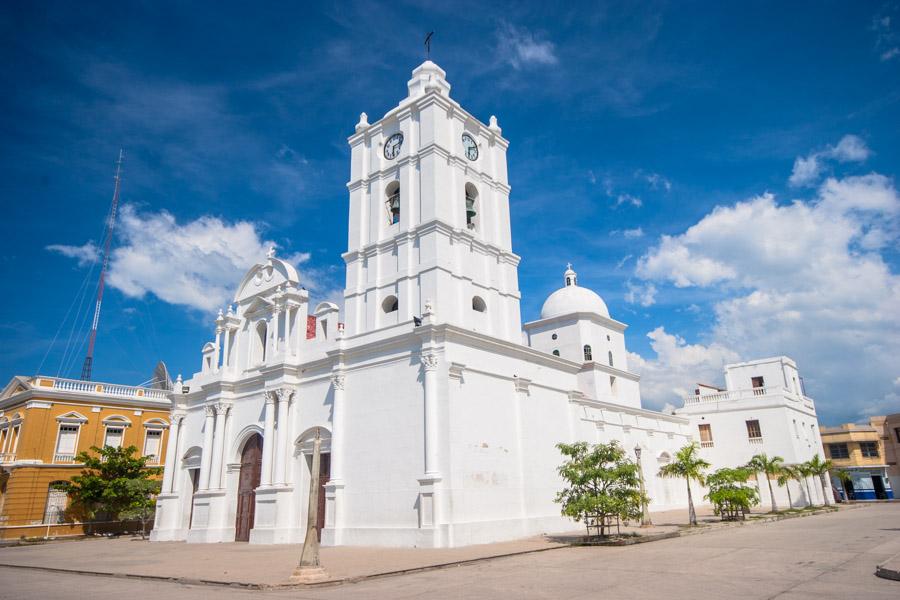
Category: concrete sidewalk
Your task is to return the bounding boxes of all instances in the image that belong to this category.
[0,504,854,587]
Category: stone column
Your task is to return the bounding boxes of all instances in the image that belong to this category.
[330,374,346,483]
[273,388,292,485]
[273,307,282,354]
[422,353,440,475]
[293,307,304,352]
[285,306,294,356]
[208,402,230,490]
[161,412,182,493]
[260,391,276,486]
[214,328,222,371]
[198,405,215,490]
[170,413,187,494]
[223,328,232,369]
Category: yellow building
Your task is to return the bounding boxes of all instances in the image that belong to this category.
[0,375,171,539]
[821,419,894,501]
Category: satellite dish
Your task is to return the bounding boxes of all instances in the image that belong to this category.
[151,361,173,391]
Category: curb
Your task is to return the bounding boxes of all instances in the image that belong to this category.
[875,552,900,582]
[0,504,859,590]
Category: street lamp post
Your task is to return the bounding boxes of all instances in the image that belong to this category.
[634,445,652,527]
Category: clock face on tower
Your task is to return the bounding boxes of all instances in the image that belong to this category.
[461,133,478,161]
[384,133,403,160]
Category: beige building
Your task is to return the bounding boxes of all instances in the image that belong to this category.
[821,419,894,500]
[0,375,170,540]
[871,413,900,493]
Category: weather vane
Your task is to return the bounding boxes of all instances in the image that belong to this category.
[425,31,434,59]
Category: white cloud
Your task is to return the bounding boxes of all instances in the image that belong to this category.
[615,193,643,208]
[51,205,316,313]
[623,227,644,238]
[47,242,99,267]
[633,171,900,422]
[628,327,740,408]
[789,135,871,187]
[882,47,900,61]
[498,23,558,69]
[788,155,822,187]
[641,171,672,191]
[625,282,657,307]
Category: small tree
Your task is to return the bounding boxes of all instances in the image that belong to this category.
[555,441,646,537]
[832,469,853,502]
[66,445,161,526]
[747,453,784,512]
[705,467,759,520]
[776,464,799,509]
[797,461,817,506]
[658,442,710,526]
[806,455,833,505]
[119,479,162,539]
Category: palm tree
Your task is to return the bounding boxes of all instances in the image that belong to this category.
[832,469,853,502]
[659,442,710,526]
[806,455,833,505]
[797,461,817,506]
[776,464,799,509]
[747,453,784,512]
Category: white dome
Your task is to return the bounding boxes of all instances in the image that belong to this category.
[539,264,610,319]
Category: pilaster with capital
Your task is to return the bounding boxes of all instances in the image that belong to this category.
[261,390,277,486]
[273,387,293,486]
[161,411,185,493]
[421,352,440,477]
[198,404,216,490]
[208,402,232,490]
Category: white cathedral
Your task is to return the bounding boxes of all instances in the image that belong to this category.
[150,61,827,548]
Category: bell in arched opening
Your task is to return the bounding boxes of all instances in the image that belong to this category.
[465,183,478,229]
[388,191,400,224]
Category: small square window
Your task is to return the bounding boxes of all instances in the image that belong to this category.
[829,443,849,459]
[751,376,765,388]
[859,441,879,458]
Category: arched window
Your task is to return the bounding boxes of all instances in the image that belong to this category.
[464,183,478,229]
[583,344,592,361]
[552,349,560,357]
[566,277,571,286]
[472,296,486,312]
[256,321,268,363]
[382,295,399,313]
[608,351,614,367]
[386,181,400,225]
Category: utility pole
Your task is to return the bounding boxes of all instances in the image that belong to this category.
[81,149,124,381]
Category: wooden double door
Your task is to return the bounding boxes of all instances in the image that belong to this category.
[234,434,263,542]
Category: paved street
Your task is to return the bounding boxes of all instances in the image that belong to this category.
[1,504,898,599]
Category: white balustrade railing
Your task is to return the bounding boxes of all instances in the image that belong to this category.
[54,453,76,463]
[748,437,764,445]
[36,377,169,402]
[0,453,15,463]
[683,385,814,407]
[700,441,715,448]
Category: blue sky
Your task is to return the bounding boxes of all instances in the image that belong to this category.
[1,1,898,425]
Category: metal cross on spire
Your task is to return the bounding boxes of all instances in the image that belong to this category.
[425,31,434,59]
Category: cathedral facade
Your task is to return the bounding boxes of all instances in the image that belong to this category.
[150,61,695,548]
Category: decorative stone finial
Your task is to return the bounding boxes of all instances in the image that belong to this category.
[489,115,501,134]
[266,246,276,260]
[424,298,434,315]
[355,112,370,133]
[227,304,235,316]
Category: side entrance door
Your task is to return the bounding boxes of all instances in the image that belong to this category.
[235,434,263,542]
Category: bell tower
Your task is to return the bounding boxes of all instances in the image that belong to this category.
[342,61,522,342]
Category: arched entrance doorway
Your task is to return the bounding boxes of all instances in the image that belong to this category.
[235,434,263,542]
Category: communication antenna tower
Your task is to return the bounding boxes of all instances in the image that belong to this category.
[80,149,124,381]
